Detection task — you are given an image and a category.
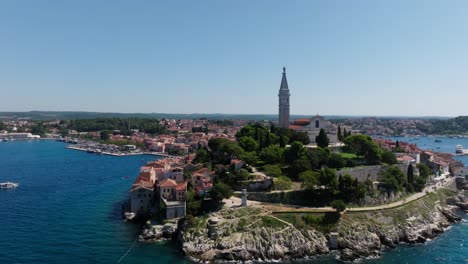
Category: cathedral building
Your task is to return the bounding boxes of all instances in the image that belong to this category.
[277,67,339,144]
[290,115,338,144]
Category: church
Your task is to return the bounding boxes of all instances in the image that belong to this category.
[277,67,339,144]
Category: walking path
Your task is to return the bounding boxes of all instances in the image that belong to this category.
[224,176,455,214]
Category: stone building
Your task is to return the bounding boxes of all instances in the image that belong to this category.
[289,115,339,144]
[278,67,290,128]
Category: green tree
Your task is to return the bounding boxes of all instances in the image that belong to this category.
[381,150,397,164]
[331,200,347,213]
[306,147,330,169]
[319,168,338,189]
[316,129,329,148]
[416,163,431,179]
[235,125,256,139]
[407,164,414,185]
[239,151,258,166]
[284,141,305,163]
[337,125,342,141]
[343,134,382,164]
[289,131,310,145]
[291,154,312,176]
[100,130,110,141]
[210,183,233,203]
[299,170,320,189]
[274,176,292,191]
[328,153,345,169]
[195,148,210,163]
[238,136,258,152]
[262,164,283,177]
[279,135,289,148]
[382,166,407,192]
[260,145,284,164]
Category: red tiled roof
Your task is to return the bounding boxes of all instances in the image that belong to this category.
[176,181,187,191]
[159,178,177,188]
[289,125,304,130]
[397,155,415,162]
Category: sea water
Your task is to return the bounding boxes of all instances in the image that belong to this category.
[0,141,187,264]
[0,139,467,264]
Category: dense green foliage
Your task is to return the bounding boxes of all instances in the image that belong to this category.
[430,116,468,134]
[273,176,292,191]
[381,166,407,192]
[343,134,382,164]
[315,128,329,148]
[66,118,167,135]
[210,183,233,203]
[331,200,347,212]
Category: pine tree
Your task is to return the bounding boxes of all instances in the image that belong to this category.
[337,125,342,141]
[407,164,414,185]
[316,129,329,148]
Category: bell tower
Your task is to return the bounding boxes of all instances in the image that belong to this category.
[278,67,290,128]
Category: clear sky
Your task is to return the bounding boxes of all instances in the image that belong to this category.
[1,0,468,117]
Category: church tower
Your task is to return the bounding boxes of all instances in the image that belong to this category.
[278,67,290,128]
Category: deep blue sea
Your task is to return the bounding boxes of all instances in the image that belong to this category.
[0,139,467,264]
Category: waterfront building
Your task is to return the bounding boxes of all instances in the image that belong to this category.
[0,132,40,140]
[278,67,290,128]
[129,168,156,216]
[191,167,215,196]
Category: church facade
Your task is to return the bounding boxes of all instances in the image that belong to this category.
[290,115,338,144]
[277,67,339,144]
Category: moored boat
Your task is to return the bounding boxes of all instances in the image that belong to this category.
[0,182,19,189]
[455,144,468,155]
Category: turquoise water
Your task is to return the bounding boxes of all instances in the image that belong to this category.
[0,141,187,264]
[0,139,467,264]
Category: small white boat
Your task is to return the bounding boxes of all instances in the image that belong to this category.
[124,212,135,220]
[0,182,19,189]
[455,144,468,155]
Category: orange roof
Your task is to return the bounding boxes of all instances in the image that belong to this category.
[159,178,177,188]
[289,125,304,130]
[176,181,187,191]
[130,181,154,192]
[292,118,311,126]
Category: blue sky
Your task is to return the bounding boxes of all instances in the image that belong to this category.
[1,0,468,116]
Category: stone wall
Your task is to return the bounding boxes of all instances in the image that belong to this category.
[337,163,409,182]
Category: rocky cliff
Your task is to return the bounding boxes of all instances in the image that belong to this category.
[179,189,464,262]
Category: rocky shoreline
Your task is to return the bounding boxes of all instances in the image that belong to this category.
[139,189,466,262]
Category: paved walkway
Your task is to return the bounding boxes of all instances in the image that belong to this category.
[224,176,456,213]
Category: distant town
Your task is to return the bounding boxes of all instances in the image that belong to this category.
[2,69,468,262]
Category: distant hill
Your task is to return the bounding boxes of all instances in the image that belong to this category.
[0,111,453,121]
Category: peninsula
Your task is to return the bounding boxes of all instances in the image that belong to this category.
[122,69,468,262]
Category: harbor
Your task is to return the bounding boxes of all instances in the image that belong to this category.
[64,141,177,158]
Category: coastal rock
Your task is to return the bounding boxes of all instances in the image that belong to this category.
[180,208,329,262]
[180,191,465,263]
[139,222,178,243]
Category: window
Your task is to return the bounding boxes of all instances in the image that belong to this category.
[315,120,319,128]
[138,194,141,198]
[140,200,143,203]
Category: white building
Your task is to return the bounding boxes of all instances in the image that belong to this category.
[290,115,338,144]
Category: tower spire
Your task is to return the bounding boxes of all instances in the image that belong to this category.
[280,67,289,90]
[278,67,290,128]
